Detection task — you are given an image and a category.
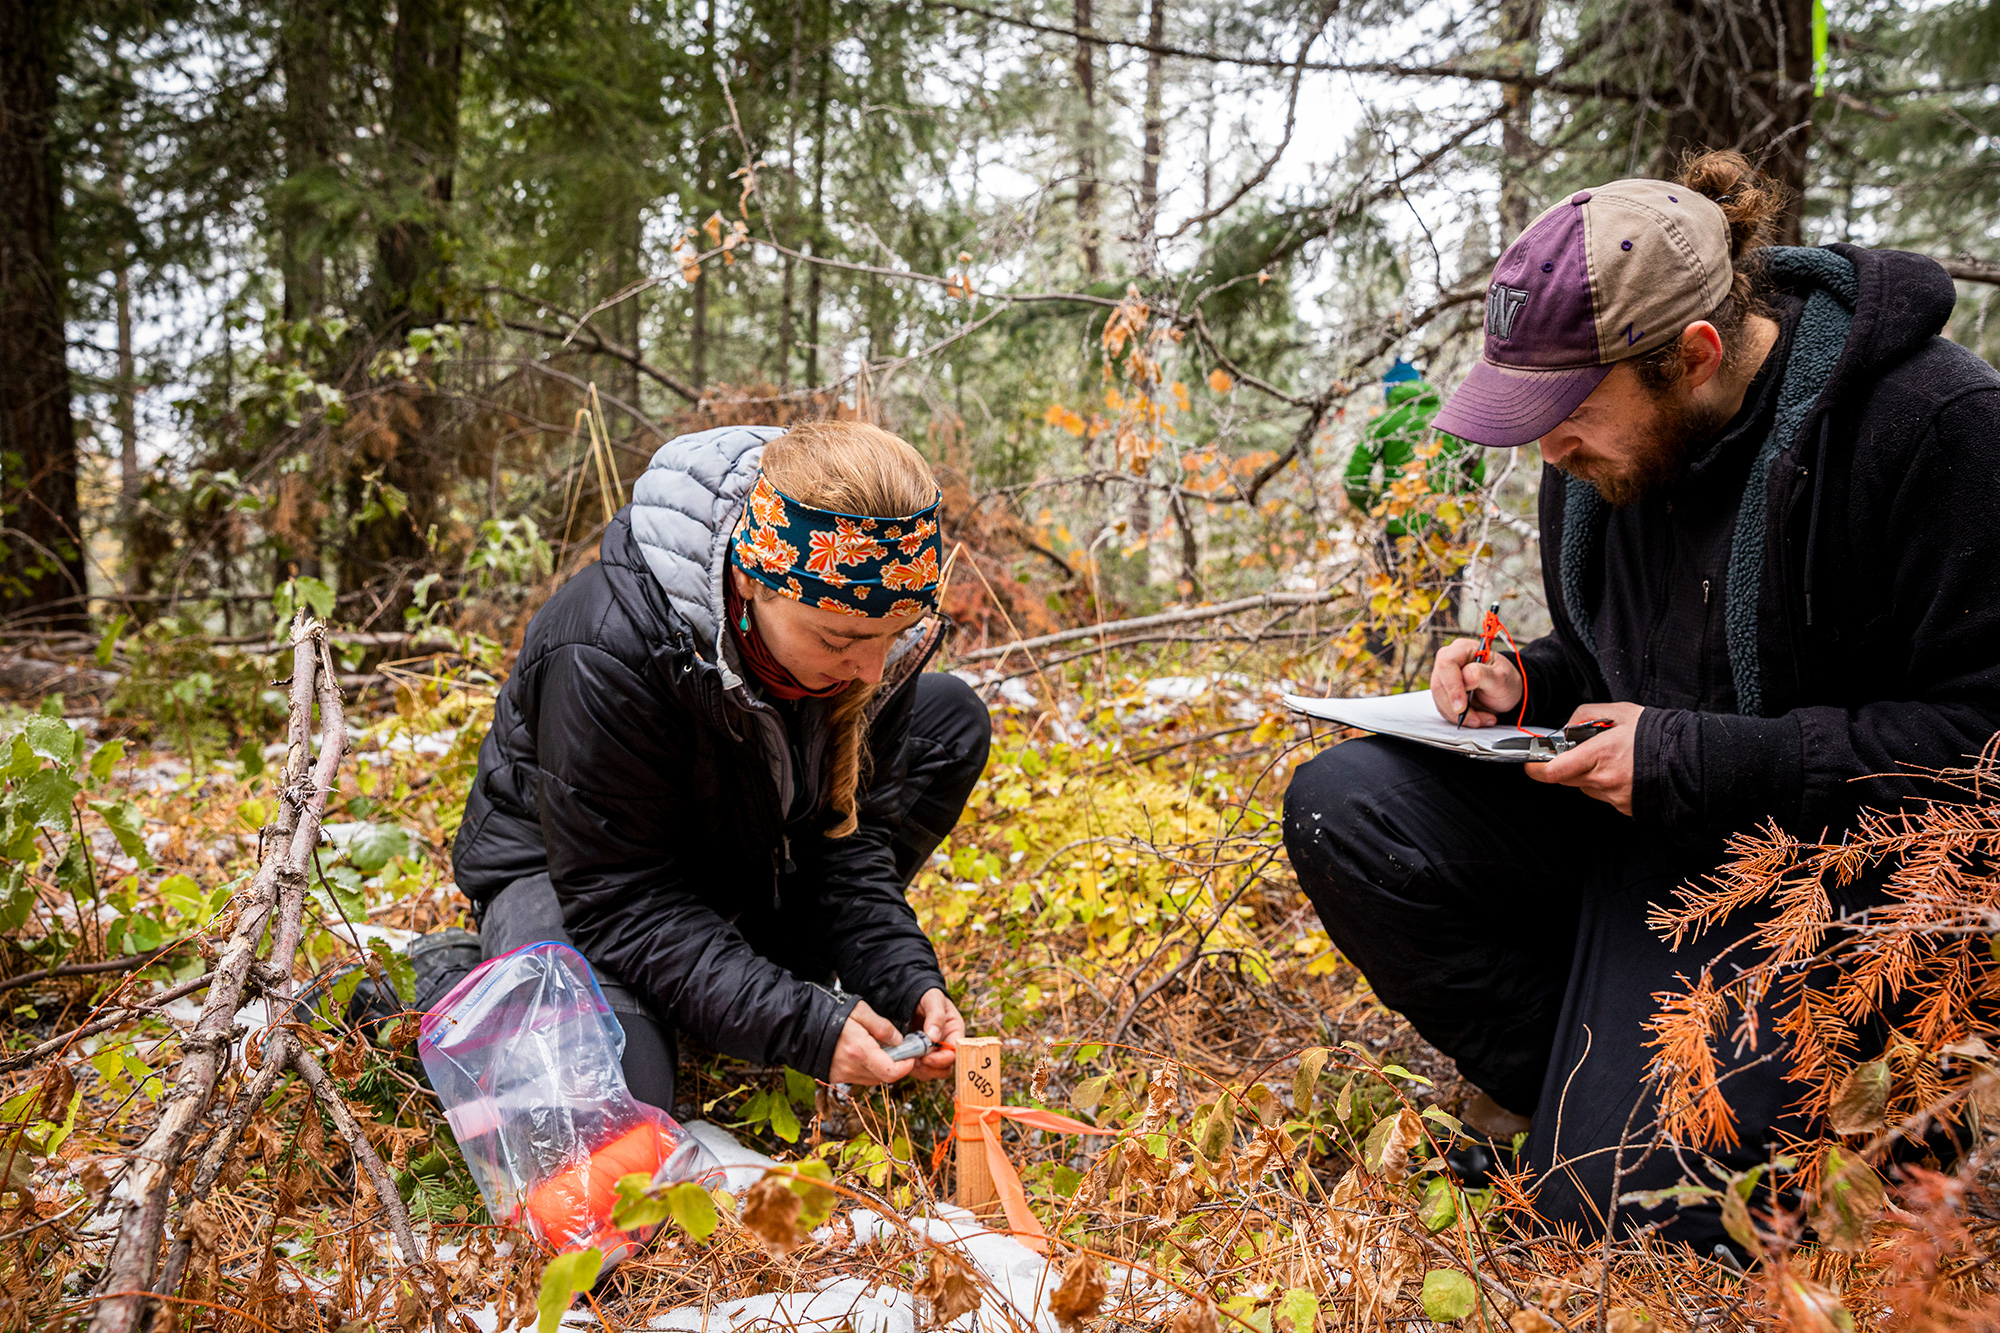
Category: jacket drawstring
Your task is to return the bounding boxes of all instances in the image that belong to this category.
[1803,415,1832,628]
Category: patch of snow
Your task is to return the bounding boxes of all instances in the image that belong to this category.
[382,730,457,756]
[995,678,1037,710]
[338,922,421,952]
[645,1278,912,1333]
[682,1120,780,1195]
[1143,675,1210,701]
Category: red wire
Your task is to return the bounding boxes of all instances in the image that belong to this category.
[1497,621,1529,730]
[1475,607,1530,731]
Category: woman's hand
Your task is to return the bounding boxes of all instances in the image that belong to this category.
[829,1000,916,1084]
[826,992,966,1085]
[907,988,964,1082]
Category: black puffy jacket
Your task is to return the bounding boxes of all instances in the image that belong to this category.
[452,426,950,1078]
[1516,245,2000,839]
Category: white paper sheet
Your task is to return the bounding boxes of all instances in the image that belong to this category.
[1281,689,1556,761]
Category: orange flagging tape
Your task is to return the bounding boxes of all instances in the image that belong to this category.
[932,1102,1101,1253]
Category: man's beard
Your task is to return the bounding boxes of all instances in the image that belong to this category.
[1557,394,1734,507]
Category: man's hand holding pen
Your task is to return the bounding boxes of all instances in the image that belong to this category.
[1431,637,1525,729]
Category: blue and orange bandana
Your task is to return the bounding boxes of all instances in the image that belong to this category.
[730,472,944,618]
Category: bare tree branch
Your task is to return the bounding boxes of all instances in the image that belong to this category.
[925,0,1647,98]
[1941,255,2000,286]
[951,588,1343,662]
[483,318,701,403]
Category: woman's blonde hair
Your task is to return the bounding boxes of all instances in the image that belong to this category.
[753,421,940,837]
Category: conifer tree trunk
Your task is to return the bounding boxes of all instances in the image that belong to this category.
[279,0,332,321]
[349,0,464,598]
[0,0,86,629]
[107,65,143,591]
[689,0,719,391]
[1073,0,1101,280]
[606,200,644,425]
[114,258,138,552]
[691,258,709,389]
[805,33,829,388]
[777,3,805,386]
[374,0,464,330]
[1497,0,1544,239]
[1138,0,1167,268]
[1656,0,1814,242]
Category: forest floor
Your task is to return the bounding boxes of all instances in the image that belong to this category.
[0,632,1994,1332]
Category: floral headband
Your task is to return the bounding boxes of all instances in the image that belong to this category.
[730,472,944,618]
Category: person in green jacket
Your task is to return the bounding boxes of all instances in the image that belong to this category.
[1344,359,1486,650]
[1343,358,1486,539]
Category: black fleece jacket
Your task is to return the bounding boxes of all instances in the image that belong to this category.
[1516,245,2000,840]
[452,505,950,1080]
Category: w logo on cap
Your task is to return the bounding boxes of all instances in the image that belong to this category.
[1486,284,1530,340]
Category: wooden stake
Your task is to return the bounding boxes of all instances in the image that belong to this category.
[954,1036,1003,1213]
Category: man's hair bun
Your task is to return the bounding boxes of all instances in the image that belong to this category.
[1674,149,1786,263]
[1631,149,1784,396]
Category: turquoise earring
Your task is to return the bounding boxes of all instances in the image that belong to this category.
[737,607,752,633]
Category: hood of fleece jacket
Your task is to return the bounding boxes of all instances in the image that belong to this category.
[1787,244,1957,419]
[626,424,787,659]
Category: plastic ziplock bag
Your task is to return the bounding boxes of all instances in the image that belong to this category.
[419,940,722,1263]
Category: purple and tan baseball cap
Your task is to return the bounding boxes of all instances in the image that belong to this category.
[1434,179,1735,447]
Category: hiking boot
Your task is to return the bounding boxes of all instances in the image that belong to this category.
[408,927,483,1012]
[1443,1092,1531,1189]
[301,928,484,1042]
[1443,1130,1525,1189]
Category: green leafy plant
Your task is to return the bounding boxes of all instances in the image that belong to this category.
[535,1247,603,1333]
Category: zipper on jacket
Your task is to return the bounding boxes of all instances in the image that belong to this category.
[768,834,797,911]
[1703,579,1710,604]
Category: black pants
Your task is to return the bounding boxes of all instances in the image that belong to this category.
[478,672,990,1116]
[1282,736,1876,1255]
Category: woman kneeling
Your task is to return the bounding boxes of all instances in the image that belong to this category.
[450,421,990,1110]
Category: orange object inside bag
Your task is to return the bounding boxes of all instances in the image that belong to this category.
[521,1122,671,1252]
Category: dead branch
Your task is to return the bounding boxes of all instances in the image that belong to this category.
[88,617,354,1333]
[925,0,1647,98]
[485,317,701,403]
[1942,255,2000,286]
[988,628,1336,684]
[0,944,184,996]
[0,971,216,1074]
[950,589,1343,664]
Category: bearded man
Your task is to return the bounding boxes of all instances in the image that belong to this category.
[1282,152,2000,1258]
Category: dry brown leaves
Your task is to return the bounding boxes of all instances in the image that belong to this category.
[1235,1124,1292,1182]
[1327,1166,1422,1324]
[1168,1299,1220,1333]
[1828,1060,1892,1135]
[1049,1250,1107,1329]
[1140,1065,1179,1134]
[740,1176,806,1258]
[915,1253,981,1323]
[1366,1106,1425,1183]
[1508,1311,1558,1333]
[1605,1307,1657,1333]
[177,1200,224,1256]
[491,1234,544,1332]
